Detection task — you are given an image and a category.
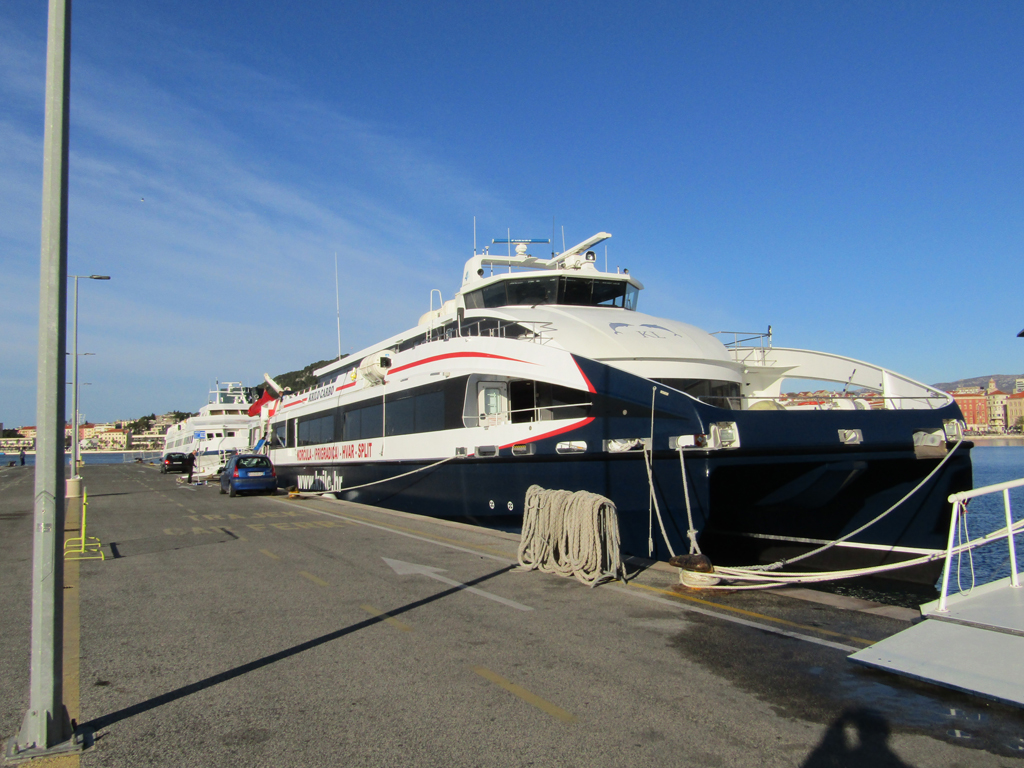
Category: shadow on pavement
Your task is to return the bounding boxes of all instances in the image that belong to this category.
[801,707,914,767]
[82,564,517,731]
[107,530,239,559]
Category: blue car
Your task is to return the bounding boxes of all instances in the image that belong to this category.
[220,454,277,497]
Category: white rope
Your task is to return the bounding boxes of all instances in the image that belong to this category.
[690,516,1024,590]
[667,436,990,589]
[518,484,627,587]
[956,499,976,596]
[306,455,456,495]
[677,446,701,555]
[735,436,965,573]
[643,446,676,559]
[647,387,657,556]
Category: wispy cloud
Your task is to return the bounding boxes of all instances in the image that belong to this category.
[0,11,514,425]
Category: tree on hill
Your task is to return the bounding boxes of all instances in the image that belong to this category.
[270,356,347,393]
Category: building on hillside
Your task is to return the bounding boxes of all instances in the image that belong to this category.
[1006,392,1024,432]
[96,429,131,450]
[1015,379,1024,394]
[0,437,33,451]
[949,388,990,432]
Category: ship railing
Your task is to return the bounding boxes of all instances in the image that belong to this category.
[938,478,1024,612]
[752,394,951,411]
[675,393,951,411]
[496,400,592,424]
[712,329,773,364]
[448,318,555,345]
[122,450,162,463]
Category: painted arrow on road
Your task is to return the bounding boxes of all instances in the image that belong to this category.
[382,558,533,612]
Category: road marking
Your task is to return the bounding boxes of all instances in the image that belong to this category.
[383,558,532,611]
[609,584,860,653]
[272,498,513,563]
[361,604,413,631]
[298,571,329,587]
[276,498,861,647]
[61,531,82,767]
[260,549,280,560]
[472,666,575,723]
[625,582,873,646]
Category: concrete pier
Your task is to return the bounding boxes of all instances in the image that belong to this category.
[2,463,1022,766]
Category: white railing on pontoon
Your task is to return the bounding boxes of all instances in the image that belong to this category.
[938,478,1024,612]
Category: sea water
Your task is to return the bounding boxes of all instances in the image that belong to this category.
[0,452,155,467]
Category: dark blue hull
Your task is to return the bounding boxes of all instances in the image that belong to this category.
[276,354,972,585]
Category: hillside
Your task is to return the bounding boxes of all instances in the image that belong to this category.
[269,357,347,393]
[931,374,1024,393]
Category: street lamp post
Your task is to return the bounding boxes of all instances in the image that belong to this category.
[68,275,108,477]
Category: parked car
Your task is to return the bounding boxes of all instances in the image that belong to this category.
[220,454,277,497]
[161,453,189,474]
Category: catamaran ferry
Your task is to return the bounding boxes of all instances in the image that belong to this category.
[164,381,261,471]
[258,233,972,583]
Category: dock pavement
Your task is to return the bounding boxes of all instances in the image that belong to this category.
[1,463,1022,767]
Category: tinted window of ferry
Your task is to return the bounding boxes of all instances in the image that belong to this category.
[506,277,558,306]
[271,421,287,448]
[297,413,333,446]
[464,276,636,310]
[343,401,384,440]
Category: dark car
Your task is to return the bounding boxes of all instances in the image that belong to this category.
[220,454,277,497]
[161,452,189,474]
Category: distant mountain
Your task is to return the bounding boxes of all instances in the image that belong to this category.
[931,374,1024,393]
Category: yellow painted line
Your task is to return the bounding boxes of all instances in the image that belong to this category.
[360,604,413,632]
[60,530,82,767]
[472,666,576,723]
[259,549,280,560]
[298,571,329,587]
[625,581,873,646]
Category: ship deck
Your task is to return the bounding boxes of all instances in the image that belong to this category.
[2,463,1022,766]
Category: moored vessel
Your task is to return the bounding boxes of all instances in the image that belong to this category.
[164,381,261,473]
[259,233,972,584]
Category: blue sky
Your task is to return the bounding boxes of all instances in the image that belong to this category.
[2,1,1022,427]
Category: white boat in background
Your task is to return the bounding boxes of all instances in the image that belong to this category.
[163,381,261,473]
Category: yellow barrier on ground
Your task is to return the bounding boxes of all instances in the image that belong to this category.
[64,488,105,561]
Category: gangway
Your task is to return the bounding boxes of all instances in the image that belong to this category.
[849,478,1024,708]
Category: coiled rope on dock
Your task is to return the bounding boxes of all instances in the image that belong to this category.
[518,485,628,587]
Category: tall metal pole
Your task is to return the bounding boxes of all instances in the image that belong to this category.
[13,0,72,754]
[70,275,79,477]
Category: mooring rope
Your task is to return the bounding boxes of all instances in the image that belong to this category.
[304,455,457,496]
[518,484,627,587]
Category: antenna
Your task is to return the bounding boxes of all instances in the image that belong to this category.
[552,216,555,258]
[334,252,342,359]
[473,216,477,255]
[604,244,608,273]
[561,226,566,253]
